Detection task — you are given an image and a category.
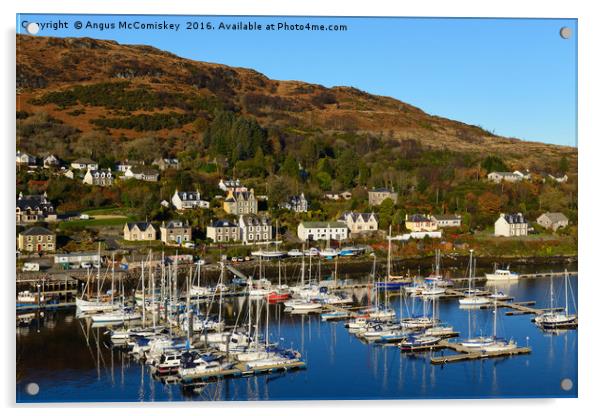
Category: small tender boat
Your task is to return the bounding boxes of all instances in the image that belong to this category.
[287,249,304,257]
[267,291,290,302]
[319,248,338,258]
[90,308,141,323]
[321,310,351,321]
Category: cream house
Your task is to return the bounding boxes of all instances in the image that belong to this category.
[405,214,438,232]
[172,190,210,210]
[239,214,272,244]
[339,212,378,235]
[368,188,398,206]
[206,219,240,243]
[429,214,462,228]
[494,213,528,237]
[83,168,113,186]
[123,222,157,241]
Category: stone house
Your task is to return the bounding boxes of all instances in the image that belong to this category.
[18,226,56,252]
[279,193,308,213]
[153,158,179,171]
[368,188,398,206]
[537,212,569,231]
[239,215,273,244]
[160,220,192,246]
[124,166,160,182]
[206,219,240,243]
[223,189,258,215]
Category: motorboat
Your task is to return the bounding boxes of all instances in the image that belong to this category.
[485,268,520,281]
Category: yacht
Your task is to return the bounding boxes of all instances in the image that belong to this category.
[485,268,520,281]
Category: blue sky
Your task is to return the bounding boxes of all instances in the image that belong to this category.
[17,15,577,146]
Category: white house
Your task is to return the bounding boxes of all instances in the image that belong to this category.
[537,212,569,231]
[172,190,210,210]
[280,193,308,213]
[124,166,159,182]
[218,178,247,193]
[83,168,113,186]
[339,212,378,235]
[43,155,60,168]
[297,221,348,242]
[494,213,529,237]
[54,252,101,267]
[16,150,36,166]
[487,171,530,184]
[547,173,569,183]
[239,214,273,244]
[430,214,462,228]
[71,158,98,171]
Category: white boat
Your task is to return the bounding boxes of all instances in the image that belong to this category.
[421,286,446,296]
[251,250,287,259]
[459,296,491,306]
[287,249,304,257]
[400,316,437,329]
[480,339,518,353]
[321,310,351,321]
[189,285,211,297]
[90,309,142,323]
[285,300,323,311]
[319,248,338,258]
[425,325,456,337]
[76,297,118,313]
[459,336,496,349]
[17,291,44,304]
[179,359,233,381]
[485,268,520,281]
[459,250,491,306]
[534,270,577,329]
[399,334,441,350]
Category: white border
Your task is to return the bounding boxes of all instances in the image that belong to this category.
[2,1,600,415]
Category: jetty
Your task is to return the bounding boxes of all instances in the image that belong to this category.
[429,339,531,364]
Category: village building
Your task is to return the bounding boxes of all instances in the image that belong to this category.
[429,214,462,228]
[223,189,258,215]
[16,192,57,224]
[160,220,192,246]
[218,178,248,193]
[546,173,569,183]
[71,158,98,171]
[297,221,348,242]
[494,213,529,237]
[537,212,569,231]
[115,160,139,173]
[368,188,398,206]
[405,214,438,232]
[123,222,157,241]
[339,212,379,235]
[487,171,530,184]
[324,191,352,201]
[171,190,210,210]
[153,158,179,171]
[43,154,60,168]
[18,226,56,252]
[54,252,101,268]
[206,219,240,243]
[16,150,36,167]
[62,168,74,179]
[124,166,160,182]
[279,193,308,213]
[83,168,113,186]
[239,214,273,244]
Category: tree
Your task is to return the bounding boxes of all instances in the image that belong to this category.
[281,155,299,178]
[481,155,508,173]
[378,198,395,229]
[477,191,503,214]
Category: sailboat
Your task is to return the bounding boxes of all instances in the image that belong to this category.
[534,270,577,329]
[376,226,411,289]
[76,243,118,313]
[458,292,495,349]
[458,250,491,306]
[479,298,517,352]
[267,259,291,302]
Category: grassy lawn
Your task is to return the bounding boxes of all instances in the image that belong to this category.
[80,206,135,216]
[58,217,130,230]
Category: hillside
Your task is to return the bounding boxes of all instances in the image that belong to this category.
[16,35,576,170]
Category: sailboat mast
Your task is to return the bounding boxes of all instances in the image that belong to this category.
[111,252,115,305]
[96,242,101,302]
[301,243,306,287]
[387,225,392,280]
[565,269,569,315]
[141,258,146,326]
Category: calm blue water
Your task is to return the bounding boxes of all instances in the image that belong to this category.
[16,274,578,402]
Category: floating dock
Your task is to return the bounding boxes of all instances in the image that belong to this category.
[179,360,306,383]
[429,340,531,364]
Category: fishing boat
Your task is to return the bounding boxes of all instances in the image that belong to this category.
[485,267,520,281]
[459,250,491,306]
[17,290,45,305]
[267,291,290,302]
[534,270,577,329]
[338,246,363,257]
[319,248,338,258]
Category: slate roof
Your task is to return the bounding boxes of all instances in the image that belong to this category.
[21,226,54,236]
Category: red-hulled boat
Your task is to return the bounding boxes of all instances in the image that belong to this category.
[267,291,290,302]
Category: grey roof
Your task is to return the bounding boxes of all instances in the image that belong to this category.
[340,212,377,222]
[177,191,202,201]
[240,215,271,226]
[125,222,154,232]
[210,219,238,228]
[163,220,189,229]
[539,212,569,223]
[131,166,159,175]
[21,226,54,236]
[300,221,347,229]
[407,214,432,222]
[431,214,461,221]
[73,158,96,164]
[502,213,528,224]
[16,194,54,211]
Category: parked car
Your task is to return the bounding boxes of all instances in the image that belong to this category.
[22,262,40,272]
[81,262,92,269]
[183,242,195,249]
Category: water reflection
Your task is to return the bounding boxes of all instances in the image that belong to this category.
[17,274,577,402]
